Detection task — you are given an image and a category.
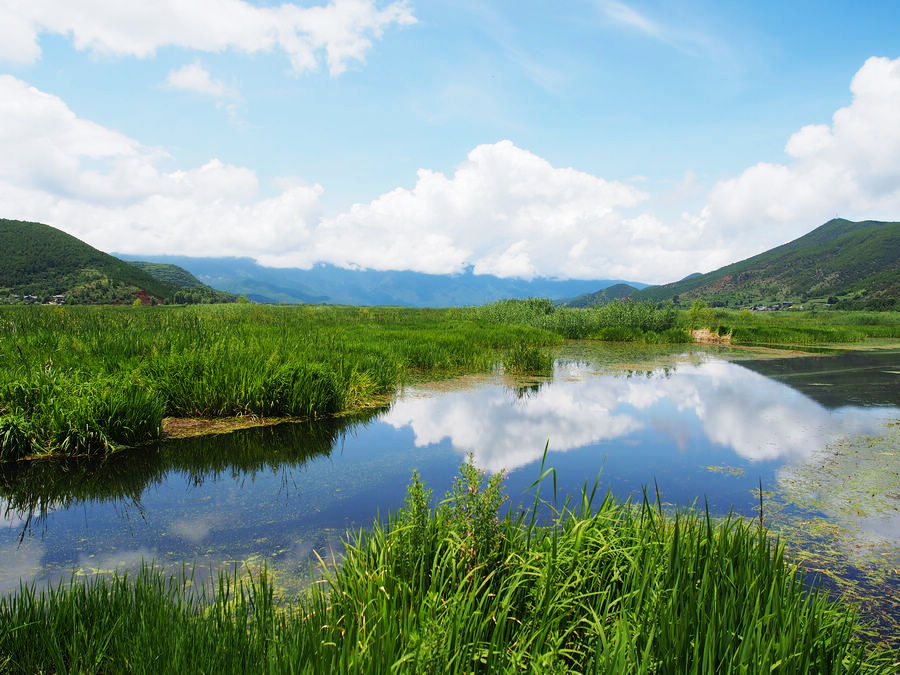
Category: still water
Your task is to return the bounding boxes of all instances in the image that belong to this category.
[2,344,898,633]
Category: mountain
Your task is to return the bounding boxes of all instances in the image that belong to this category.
[0,219,181,304]
[113,254,649,306]
[559,283,638,308]
[634,219,900,309]
[127,261,236,303]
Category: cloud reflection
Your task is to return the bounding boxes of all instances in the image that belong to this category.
[383,360,895,472]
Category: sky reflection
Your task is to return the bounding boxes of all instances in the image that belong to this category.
[384,360,896,472]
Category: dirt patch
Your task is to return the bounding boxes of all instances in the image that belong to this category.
[691,328,732,345]
[162,416,292,439]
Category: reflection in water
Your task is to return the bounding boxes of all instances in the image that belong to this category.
[0,413,378,539]
[0,348,896,639]
[384,360,894,472]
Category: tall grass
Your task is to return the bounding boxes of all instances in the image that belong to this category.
[0,305,559,458]
[0,462,894,673]
[696,308,900,345]
[468,298,687,341]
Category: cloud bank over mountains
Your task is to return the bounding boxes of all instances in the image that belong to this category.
[0,54,898,283]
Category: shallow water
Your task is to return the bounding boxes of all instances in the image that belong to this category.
[2,344,898,635]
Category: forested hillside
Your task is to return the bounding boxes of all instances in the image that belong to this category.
[0,219,232,305]
[633,219,900,309]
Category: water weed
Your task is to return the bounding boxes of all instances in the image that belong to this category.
[0,462,894,672]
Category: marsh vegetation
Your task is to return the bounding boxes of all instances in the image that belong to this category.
[1,463,895,673]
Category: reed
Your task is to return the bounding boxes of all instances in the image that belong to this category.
[695,308,900,345]
[0,305,559,459]
[0,462,894,673]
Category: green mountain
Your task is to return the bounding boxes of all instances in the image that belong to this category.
[127,261,236,303]
[634,219,900,310]
[560,283,638,308]
[0,219,232,305]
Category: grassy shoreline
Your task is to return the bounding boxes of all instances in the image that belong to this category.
[0,464,895,673]
[2,302,898,460]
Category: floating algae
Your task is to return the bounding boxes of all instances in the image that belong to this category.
[768,420,900,647]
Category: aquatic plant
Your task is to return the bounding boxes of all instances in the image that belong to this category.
[0,461,894,673]
[504,341,554,374]
[0,304,558,458]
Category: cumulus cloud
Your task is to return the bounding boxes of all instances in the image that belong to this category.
[0,76,724,281]
[165,62,240,99]
[297,141,732,281]
[1,56,899,282]
[697,56,900,258]
[0,75,322,258]
[0,0,415,75]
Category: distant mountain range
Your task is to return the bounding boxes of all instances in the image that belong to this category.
[0,219,232,304]
[630,219,899,310]
[559,283,639,308]
[4,216,896,309]
[112,254,648,306]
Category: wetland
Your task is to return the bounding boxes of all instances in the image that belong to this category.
[1,304,898,671]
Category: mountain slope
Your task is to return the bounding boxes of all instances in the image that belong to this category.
[0,219,179,303]
[114,254,649,306]
[127,261,236,303]
[560,283,638,308]
[634,219,900,308]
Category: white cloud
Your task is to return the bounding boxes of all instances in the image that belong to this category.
[301,141,720,280]
[0,75,322,258]
[165,62,240,99]
[1,57,898,282]
[0,78,718,282]
[697,56,900,257]
[0,0,415,75]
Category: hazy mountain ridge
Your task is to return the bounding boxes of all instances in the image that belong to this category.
[559,283,639,308]
[633,219,900,309]
[127,261,236,303]
[114,254,649,306]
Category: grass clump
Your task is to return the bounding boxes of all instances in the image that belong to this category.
[0,305,559,459]
[691,308,900,345]
[470,298,683,340]
[504,341,554,374]
[0,461,894,673]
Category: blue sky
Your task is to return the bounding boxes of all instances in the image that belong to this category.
[1,0,898,283]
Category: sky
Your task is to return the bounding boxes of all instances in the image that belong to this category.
[0,0,898,284]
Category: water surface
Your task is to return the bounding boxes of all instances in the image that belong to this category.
[2,344,898,634]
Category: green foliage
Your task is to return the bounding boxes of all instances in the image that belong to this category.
[0,218,180,302]
[707,308,900,345]
[469,298,679,340]
[127,261,209,289]
[0,219,234,305]
[0,465,894,672]
[561,282,638,308]
[440,457,507,568]
[0,304,558,458]
[635,218,900,308]
[0,412,32,462]
[505,342,554,374]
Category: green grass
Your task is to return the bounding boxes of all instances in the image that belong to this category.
[2,302,896,458]
[0,462,894,673]
[692,308,900,345]
[467,298,688,340]
[0,304,562,458]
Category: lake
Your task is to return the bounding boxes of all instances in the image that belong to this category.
[2,343,898,638]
